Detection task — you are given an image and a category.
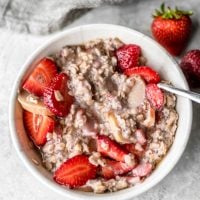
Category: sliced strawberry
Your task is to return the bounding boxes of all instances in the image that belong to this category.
[53,155,97,188]
[101,159,137,179]
[123,143,144,158]
[116,44,141,71]
[96,135,129,162]
[131,163,152,177]
[44,73,74,117]
[23,110,55,146]
[134,129,146,145]
[124,66,160,84]
[146,83,164,110]
[23,58,58,96]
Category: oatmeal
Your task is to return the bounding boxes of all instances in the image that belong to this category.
[18,38,178,193]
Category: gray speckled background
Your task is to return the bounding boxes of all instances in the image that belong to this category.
[1,0,200,199]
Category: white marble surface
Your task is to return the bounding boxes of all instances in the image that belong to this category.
[1,0,200,199]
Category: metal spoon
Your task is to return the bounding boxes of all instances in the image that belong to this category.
[157,83,200,104]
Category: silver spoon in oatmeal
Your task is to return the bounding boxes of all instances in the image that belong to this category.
[158,83,200,104]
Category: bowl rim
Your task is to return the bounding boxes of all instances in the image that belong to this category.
[9,23,193,200]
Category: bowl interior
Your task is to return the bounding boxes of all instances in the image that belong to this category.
[10,24,192,200]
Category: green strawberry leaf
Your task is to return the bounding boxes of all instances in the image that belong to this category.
[152,3,193,19]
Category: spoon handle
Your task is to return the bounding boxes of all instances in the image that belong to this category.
[157,83,200,104]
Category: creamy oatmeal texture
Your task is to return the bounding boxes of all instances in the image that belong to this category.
[20,38,178,193]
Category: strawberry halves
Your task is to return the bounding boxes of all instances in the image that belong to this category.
[96,135,129,162]
[23,58,58,96]
[146,83,164,110]
[53,155,97,188]
[124,66,160,84]
[101,159,136,179]
[23,110,55,146]
[43,73,74,117]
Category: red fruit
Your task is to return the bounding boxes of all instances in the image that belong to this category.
[53,155,97,188]
[180,49,200,87]
[116,44,141,71]
[123,143,144,158]
[101,159,136,179]
[151,3,193,56]
[124,66,160,84]
[23,110,55,146]
[44,73,74,117]
[131,163,152,177]
[97,135,129,162]
[146,83,164,110]
[23,58,58,96]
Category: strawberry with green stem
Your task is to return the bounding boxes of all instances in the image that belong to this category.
[151,3,193,56]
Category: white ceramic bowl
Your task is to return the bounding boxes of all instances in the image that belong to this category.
[9,24,192,200]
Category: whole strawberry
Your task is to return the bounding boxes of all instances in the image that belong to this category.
[151,3,193,56]
[180,49,200,87]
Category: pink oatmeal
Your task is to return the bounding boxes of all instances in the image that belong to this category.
[18,38,178,193]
